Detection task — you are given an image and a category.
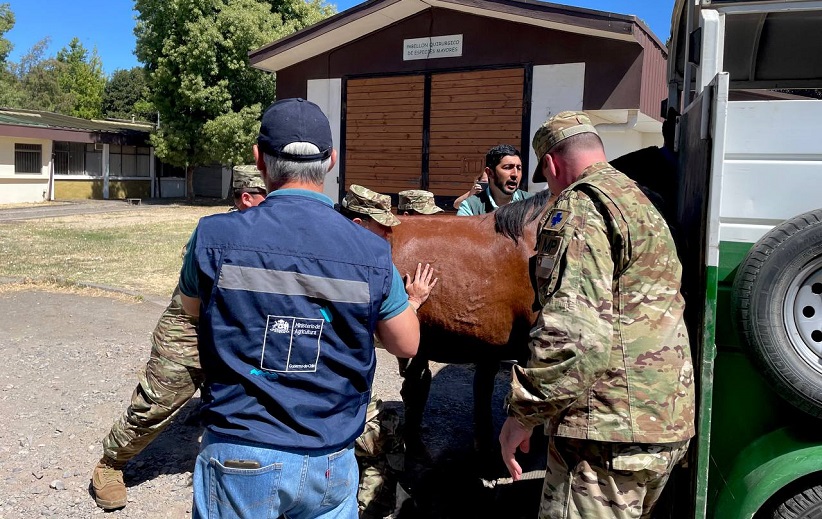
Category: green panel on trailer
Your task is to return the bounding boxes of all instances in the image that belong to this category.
[706,351,782,515]
[715,285,742,350]
[713,427,822,518]
[717,241,753,284]
[714,241,754,351]
[695,266,719,519]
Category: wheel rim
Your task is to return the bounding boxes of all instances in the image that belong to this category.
[786,256,822,374]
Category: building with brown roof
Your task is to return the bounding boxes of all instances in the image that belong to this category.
[0,108,234,203]
[250,0,670,205]
[0,108,160,203]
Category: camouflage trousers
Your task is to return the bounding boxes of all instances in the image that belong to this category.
[102,292,203,466]
[355,395,404,519]
[539,436,690,519]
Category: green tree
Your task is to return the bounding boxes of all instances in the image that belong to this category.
[11,38,75,114]
[0,3,21,107]
[135,0,334,199]
[103,66,151,120]
[55,37,106,119]
[0,3,14,64]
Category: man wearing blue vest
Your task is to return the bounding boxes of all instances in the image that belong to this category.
[178,98,420,519]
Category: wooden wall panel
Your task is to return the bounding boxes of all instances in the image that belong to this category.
[428,68,524,196]
[343,69,525,199]
[344,76,424,193]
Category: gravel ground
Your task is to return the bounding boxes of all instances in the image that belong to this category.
[0,288,545,518]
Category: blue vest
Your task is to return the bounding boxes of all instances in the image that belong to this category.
[192,193,394,453]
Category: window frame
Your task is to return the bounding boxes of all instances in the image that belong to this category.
[14,143,43,174]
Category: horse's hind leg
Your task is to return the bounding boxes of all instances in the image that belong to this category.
[473,360,499,456]
[396,356,409,377]
[400,356,432,461]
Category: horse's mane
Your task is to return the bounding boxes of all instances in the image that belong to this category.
[494,189,552,244]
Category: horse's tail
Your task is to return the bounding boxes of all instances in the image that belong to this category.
[494,189,552,244]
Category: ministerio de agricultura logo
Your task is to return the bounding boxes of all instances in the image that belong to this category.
[270,319,290,334]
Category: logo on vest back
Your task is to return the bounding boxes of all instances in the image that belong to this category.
[270,319,290,334]
[262,315,323,373]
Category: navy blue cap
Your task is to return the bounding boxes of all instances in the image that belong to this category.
[257,98,333,162]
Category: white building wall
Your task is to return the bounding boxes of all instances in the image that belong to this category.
[528,63,585,192]
[308,78,343,203]
[599,130,646,161]
[0,135,52,203]
[528,65,665,188]
[641,131,664,149]
[599,128,664,160]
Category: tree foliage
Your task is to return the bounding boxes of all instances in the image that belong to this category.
[103,66,152,120]
[202,105,264,165]
[55,37,106,119]
[0,3,19,107]
[134,0,334,196]
[0,3,14,64]
[11,38,75,114]
[0,5,109,118]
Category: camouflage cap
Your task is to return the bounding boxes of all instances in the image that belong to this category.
[531,111,599,183]
[397,189,443,214]
[341,184,401,227]
[232,165,266,191]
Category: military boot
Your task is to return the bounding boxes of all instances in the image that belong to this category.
[92,457,127,509]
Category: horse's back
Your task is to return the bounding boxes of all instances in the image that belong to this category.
[391,213,536,360]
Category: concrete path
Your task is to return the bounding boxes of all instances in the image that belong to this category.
[0,200,143,223]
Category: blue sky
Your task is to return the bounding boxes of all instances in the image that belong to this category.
[4,0,675,77]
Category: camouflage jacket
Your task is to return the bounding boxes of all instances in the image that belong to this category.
[508,162,695,443]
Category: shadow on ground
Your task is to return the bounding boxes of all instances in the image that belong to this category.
[109,362,548,518]
[392,363,548,518]
[396,441,546,519]
[122,397,203,488]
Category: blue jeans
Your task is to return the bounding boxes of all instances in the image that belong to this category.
[193,430,359,519]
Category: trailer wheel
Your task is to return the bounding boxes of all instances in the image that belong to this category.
[759,481,822,519]
[733,209,822,417]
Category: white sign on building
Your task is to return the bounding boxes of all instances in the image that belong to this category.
[403,34,463,61]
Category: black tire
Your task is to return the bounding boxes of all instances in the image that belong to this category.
[733,209,822,418]
[759,481,822,519]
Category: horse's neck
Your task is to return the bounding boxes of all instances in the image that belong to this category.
[521,198,555,250]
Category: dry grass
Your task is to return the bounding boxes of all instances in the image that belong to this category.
[0,204,226,297]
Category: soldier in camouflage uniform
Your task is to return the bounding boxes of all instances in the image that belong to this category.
[91,165,267,510]
[499,112,695,519]
[340,185,437,518]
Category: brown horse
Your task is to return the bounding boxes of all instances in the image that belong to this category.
[389,189,553,454]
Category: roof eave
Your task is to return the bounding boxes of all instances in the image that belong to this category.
[250,0,641,73]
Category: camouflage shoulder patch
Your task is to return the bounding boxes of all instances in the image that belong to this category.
[533,208,574,306]
[546,208,572,232]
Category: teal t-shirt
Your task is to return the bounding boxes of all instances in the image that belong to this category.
[456,188,532,216]
[178,189,409,320]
